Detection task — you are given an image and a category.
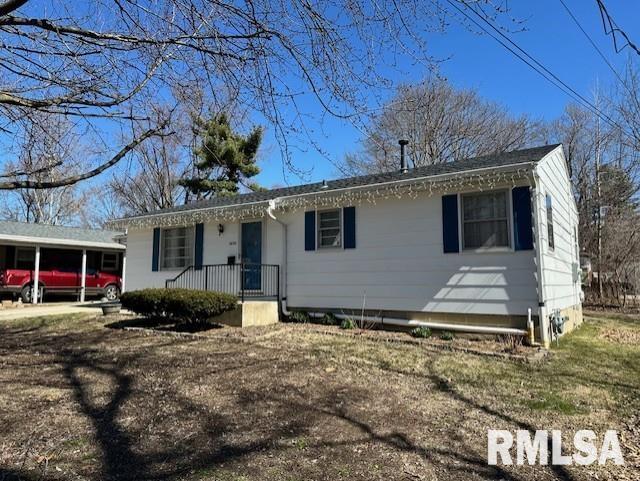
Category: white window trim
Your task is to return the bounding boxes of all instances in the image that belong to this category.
[101,252,119,271]
[546,194,555,253]
[316,208,343,249]
[458,189,513,253]
[160,226,195,271]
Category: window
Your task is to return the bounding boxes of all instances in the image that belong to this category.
[546,195,555,250]
[15,248,35,269]
[102,252,118,271]
[462,191,509,249]
[317,209,342,248]
[161,226,194,269]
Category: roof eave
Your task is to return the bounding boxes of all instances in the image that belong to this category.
[110,160,536,229]
[0,234,126,250]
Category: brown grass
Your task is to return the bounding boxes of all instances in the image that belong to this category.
[0,312,638,481]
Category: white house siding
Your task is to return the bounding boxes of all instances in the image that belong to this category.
[125,186,540,319]
[281,187,539,318]
[126,222,236,290]
[125,218,285,292]
[534,147,582,317]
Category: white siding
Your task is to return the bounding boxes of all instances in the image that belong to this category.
[281,190,538,316]
[127,222,236,290]
[534,147,581,313]
[125,184,552,318]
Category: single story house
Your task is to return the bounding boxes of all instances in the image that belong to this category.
[0,221,126,303]
[110,144,582,347]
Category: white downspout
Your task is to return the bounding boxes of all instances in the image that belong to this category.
[267,199,289,315]
[531,169,550,347]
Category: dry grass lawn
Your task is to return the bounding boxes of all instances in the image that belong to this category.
[0,311,638,481]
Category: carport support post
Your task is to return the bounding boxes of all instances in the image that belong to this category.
[80,249,87,302]
[32,246,40,304]
[121,252,126,293]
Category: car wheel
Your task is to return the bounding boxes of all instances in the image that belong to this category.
[104,284,119,301]
[20,285,32,303]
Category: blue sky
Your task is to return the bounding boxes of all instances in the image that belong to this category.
[254,0,640,188]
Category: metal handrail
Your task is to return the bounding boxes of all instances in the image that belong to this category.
[165,263,280,302]
[165,265,194,286]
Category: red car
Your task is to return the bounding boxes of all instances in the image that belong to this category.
[0,267,121,302]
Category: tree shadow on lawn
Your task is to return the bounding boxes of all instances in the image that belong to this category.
[2,320,581,481]
[378,362,580,481]
[105,316,224,333]
[53,344,316,481]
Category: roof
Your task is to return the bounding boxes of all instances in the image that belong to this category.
[115,143,560,224]
[0,221,125,250]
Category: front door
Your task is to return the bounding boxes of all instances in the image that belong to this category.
[241,221,262,290]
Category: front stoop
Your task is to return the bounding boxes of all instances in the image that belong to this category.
[215,300,279,327]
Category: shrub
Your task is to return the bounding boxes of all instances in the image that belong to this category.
[120,288,238,324]
[340,318,356,330]
[411,326,432,339]
[321,312,339,326]
[287,311,310,323]
[439,331,455,341]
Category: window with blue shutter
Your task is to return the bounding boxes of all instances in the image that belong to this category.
[442,194,460,253]
[151,227,160,271]
[512,186,533,250]
[194,223,204,269]
[343,206,356,249]
[304,211,316,251]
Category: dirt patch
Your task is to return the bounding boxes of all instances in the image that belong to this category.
[282,322,547,362]
[109,317,547,362]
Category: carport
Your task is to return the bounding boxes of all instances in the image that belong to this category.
[0,221,126,303]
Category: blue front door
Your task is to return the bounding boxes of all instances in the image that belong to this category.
[241,221,262,290]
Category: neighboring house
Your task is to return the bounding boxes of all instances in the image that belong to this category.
[111,144,582,347]
[0,221,125,303]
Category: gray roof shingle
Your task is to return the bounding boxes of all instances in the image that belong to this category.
[117,144,560,221]
[0,221,124,246]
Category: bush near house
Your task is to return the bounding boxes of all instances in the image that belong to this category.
[340,318,356,330]
[120,288,238,324]
[411,326,432,338]
[286,311,310,323]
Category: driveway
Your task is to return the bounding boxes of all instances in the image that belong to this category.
[0,301,104,321]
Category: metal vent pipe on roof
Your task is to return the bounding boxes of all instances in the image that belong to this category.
[399,139,409,173]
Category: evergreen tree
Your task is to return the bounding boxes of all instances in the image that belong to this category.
[181,114,262,198]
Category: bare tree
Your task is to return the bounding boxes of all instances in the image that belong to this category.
[109,129,188,217]
[345,77,540,174]
[553,68,640,305]
[0,114,89,224]
[0,0,517,189]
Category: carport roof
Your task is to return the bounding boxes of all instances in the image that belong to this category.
[0,221,125,250]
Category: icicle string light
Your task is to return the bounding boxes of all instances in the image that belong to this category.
[110,168,531,230]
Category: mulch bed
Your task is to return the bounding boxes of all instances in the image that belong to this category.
[106,315,548,363]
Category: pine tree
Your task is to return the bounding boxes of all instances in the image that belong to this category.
[180,114,262,198]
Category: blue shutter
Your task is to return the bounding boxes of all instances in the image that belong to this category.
[512,186,534,250]
[305,211,316,251]
[194,223,204,269]
[151,227,161,271]
[442,194,459,253]
[343,206,356,249]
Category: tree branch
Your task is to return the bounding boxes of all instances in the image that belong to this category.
[0,0,28,17]
[0,127,161,189]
